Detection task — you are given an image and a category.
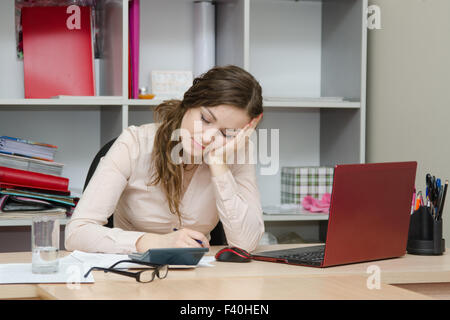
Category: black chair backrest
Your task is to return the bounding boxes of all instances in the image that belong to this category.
[82,137,227,245]
[83,138,117,228]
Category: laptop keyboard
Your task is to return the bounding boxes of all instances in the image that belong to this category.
[278,250,324,263]
[257,245,325,266]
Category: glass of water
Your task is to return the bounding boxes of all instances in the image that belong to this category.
[31,215,60,274]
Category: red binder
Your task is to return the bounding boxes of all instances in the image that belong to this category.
[0,167,69,193]
[22,6,95,98]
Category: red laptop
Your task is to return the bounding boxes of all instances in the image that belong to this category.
[253,162,417,267]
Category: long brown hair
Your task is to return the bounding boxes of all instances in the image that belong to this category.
[149,65,263,218]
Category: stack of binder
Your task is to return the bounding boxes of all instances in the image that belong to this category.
[0,136,78,219]
[0,166,78,219]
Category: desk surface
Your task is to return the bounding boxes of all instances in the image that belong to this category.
[1,244,449,300]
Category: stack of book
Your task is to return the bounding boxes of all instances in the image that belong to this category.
[0,136,78,219]
[0,136,64,175]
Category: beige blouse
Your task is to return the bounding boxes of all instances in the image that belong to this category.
[64,123,264,254]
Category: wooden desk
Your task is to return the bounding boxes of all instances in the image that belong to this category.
[1,244,449,300]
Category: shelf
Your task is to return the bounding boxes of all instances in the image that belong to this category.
[263,213,328,222]
[126,99,163,106]
[262,99,360,109]
[0,217,70,227]
[262,205,329,221]
[0,98,361,109]
[127,98,361,109]
[263,205,329,221]
[0,98,125,106]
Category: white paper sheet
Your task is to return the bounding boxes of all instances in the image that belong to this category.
[0,252,216,284]
[0,262,94,284]
[61,250,216,269]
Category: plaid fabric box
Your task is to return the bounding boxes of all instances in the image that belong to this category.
[281,167,334,204]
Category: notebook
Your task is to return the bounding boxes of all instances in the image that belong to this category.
[22,6,95,98]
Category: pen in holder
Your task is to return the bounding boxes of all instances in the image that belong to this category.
[407,206,445,255]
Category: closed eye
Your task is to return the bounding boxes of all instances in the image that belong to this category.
[200,108,238,138]
[221,129,238,138]
[201,114,211,124]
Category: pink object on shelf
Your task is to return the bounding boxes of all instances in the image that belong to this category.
[302,193,331,213]
[129,0,140,99]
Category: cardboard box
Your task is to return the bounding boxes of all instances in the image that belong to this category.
[281,167,334,204]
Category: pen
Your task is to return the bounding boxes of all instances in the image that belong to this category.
[436,187,444,220]
[431,176,436,203]
[434,178,440,206]
[173,228,203,246]
[426,173,431,199]
[437,180,448,221]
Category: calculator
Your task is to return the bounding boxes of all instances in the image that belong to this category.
[129,247,209,265]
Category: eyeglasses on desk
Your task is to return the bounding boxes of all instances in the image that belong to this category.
[83,259,169,283]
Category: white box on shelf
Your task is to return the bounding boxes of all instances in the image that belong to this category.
[151,71,193,100]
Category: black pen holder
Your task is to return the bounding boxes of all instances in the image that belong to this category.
[407,206,445,255]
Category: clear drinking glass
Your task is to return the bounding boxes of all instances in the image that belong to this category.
[31,215,60,274]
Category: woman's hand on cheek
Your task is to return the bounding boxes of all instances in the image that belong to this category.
[205,113,262,167]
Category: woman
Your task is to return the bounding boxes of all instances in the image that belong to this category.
[65,65,265,254]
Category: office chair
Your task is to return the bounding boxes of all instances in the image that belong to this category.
[83,138,117,228]
[83,138,227,245]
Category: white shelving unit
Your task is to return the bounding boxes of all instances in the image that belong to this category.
[131,0,368,209]
[0,0,367,246]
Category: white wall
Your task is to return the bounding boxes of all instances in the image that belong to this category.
[0,107,101,194]
[0,0,24,99]
[366,0,450,240]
